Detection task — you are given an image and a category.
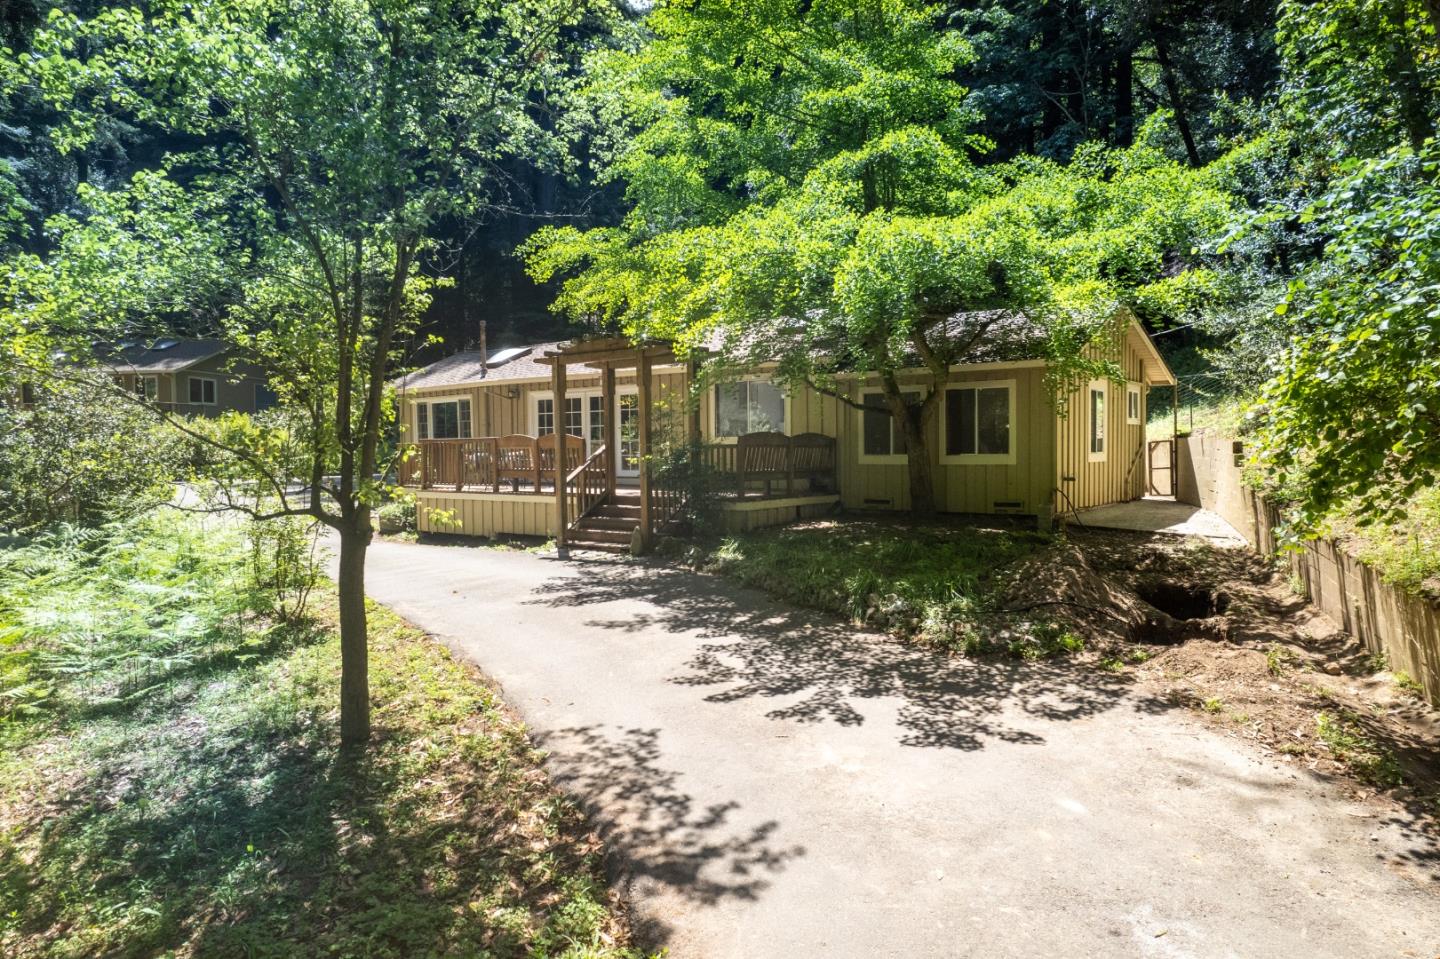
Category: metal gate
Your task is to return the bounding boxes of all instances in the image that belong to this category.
[1147,439,1175,496]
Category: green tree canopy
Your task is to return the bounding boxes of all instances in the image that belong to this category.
[15,0,612,744]
[526,0,1235,511]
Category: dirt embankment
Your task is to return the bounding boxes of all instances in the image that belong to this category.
[1001,529,1440,819]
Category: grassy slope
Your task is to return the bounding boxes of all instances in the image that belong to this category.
[0,521,642,959]
[697,518,1060,653]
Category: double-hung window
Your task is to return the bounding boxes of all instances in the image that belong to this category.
[942,380,1015,464]
[714,380,786,437]
[188,376,217,406]
[1126,383,1142,425]
[536,396,584,438]
[1088,380,1107,461]
[858,387,922,462]
[417,397,472,440]
[136,376,158,401]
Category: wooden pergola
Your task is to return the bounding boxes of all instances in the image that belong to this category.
[534,337,698,556]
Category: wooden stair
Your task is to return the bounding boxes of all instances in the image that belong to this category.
[567,489,641,554]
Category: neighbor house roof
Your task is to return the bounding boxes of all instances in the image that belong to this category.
[96,338,229,374]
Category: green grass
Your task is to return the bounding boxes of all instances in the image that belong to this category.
[1315,710,1405,788]
[698,518,1054,654]
[1330,485,1440,603]
[0,514,643,959]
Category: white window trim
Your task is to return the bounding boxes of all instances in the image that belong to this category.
[415,394,473,440]
[710,377,792,443]
[188,375,217,406]
[138,375,158,401]
[1087,379,1108,463]
[1126,382,1142,425]
[531,388,601,436]
[857,386,924,465]
[940,378,1018,466]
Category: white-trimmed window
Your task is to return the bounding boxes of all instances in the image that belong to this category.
[534,395,585,438]
[714,380,787,437]
[135,376,158,401]
[416,396,472,439]
[858,387,922,463]
[1088,380,1107,462]
[1126,382,1142,425]
[188,376,217,406]
[942,380,1016,465]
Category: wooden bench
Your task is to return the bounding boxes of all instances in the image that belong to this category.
[735,431,836,497]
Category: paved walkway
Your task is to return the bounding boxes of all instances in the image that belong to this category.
[1076,497,1248,545]
[356,538,1439,959]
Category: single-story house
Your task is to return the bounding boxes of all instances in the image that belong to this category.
[393,313,1176,553]
[99,338,275,416]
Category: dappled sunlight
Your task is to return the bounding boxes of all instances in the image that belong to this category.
[528,559,1167,752]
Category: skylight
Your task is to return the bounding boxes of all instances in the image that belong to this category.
[153,339,179,351]
[487,346,531,366]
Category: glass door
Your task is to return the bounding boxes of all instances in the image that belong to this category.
[615,392,640,479]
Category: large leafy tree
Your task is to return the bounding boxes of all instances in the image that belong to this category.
[18,0,611,744]
[526,0,1233,513]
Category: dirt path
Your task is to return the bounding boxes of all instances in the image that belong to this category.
[354,536,1440,959]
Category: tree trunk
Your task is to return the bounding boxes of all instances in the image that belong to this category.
[885,388,936,514]
[336,520,371,746]
[1113,46,1134,147]
[1387,0,1435,151]
[1152,31,1201,167]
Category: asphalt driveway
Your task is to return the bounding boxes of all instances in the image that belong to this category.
[355,538,1440,959]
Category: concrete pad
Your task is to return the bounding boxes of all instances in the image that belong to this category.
[1075,497,1247,545]
[343,538,1440,958]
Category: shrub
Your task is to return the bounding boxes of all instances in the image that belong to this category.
[245,514,322,623]
[0,374,186,533]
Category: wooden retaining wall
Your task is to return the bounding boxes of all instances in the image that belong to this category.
[1178,430,1440,703]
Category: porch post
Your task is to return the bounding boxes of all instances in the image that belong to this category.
[602,363,617,500]
[637,346,653,550]
[553,356,568,558]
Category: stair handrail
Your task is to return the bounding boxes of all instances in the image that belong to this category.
[565,443,609,531]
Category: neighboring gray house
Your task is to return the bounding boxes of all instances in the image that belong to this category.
[99,338,274,416]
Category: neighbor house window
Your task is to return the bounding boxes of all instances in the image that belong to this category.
[188,376,217,405]
[20,383,36,406]
[1126,383,1142,425]
[1088,381,1106,461]
[255,384,278,412]
[942,381,1015,464]
[859,387,922,462]
[135,376,158,401]
[714,380,786,437]
[417,397,472,439]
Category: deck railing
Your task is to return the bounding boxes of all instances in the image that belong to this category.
[401,435,584,492]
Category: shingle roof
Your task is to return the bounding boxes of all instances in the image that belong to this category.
[393,341,606,391]
[96,338,229,373]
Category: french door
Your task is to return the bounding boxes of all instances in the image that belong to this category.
[615,392,640,479]
[538,390,638,478]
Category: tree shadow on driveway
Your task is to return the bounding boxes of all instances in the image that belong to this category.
[531,724,806,948]
[528,558,1172,751]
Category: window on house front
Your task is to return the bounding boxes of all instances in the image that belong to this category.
[536,396,584,437]
[536,397,554,435]
[1126,383,1142,425]
[255,384,278,412]
[860,388,921,460]
[188,376,217,405]
[943,382,1014,463]
[715,381,786,437]
[1089,382,1106,460]
[418,398,472,439]
[134,376,158,401]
